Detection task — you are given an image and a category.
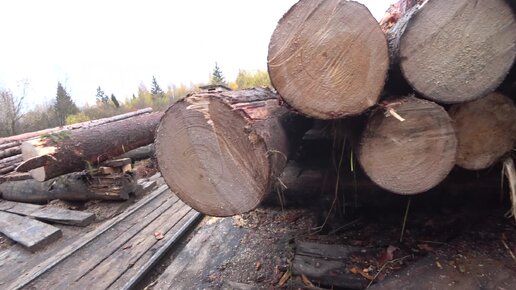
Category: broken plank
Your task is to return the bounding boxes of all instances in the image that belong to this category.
[6,184,169,290]
[292,241,367,289]
[0,200,95,226]
[0,211,62,251]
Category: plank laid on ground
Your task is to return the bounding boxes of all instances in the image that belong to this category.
[0,211,62,251]
[386,0,516,103]
[6,184,169,290]
[152,217,247,290]
[0,201,95,226]
[268,0,388,119]
[25,190,181,289]
[293,241,368,289]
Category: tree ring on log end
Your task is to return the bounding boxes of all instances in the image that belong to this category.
[267,0,388,119]
[358,97,457,195]
[450,92,516,170]
[399,0,516,103]
[155,97,270,217]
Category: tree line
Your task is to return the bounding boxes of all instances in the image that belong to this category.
[0,65,270,137]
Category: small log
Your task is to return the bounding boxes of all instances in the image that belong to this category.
[0,154,22,167]
[358,97,457,195]
[155,87,310,216]
[17,112,163,181]
[387,0,516,103]
[0,146,21,159]
[0,172,136,203]
[118,144,155,161]
[0,141,21,151]
[267,0,388,119]
[449,92,516,170]
[0,108,153,145]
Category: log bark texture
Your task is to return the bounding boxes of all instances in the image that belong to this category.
[387,0,516,103]
[155,87,310,216]
[0,172,136,203]
[358,97,457,195]
[267,0,388,119]
[17,112,163,181]
[449,92,516,170]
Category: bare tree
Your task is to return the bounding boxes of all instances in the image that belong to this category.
[0,80,28,136]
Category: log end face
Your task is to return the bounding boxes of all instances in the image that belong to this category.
[358,98,457,195]
[156,97,270,217]
[267,0,388,118]
[399,0,516,103]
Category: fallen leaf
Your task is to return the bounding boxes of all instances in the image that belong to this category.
[255,261,262,271]
[436,261,443,269]
[417,243,434,252]
[378,245,398,265]
[122,244,132,250]
[301,273,315,287]
[278,271,291,287]
[233,215,246,227]
[154,232,164,240]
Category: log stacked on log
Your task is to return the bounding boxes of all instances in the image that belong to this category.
[155,87,310,216]
[0,108,154,177]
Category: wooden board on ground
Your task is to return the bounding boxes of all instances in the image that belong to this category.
[0,200,95,226]
[292,241,368,289]
[0,211,62,251]
[153,217,247,290]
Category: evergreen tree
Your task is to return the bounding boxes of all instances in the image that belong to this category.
[210,62,227,86]
[95,86,108,104]
[111,94,120,108]
[150,76,165,99]
[54,82,78,126]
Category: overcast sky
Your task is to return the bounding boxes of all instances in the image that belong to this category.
[0,0,394,108]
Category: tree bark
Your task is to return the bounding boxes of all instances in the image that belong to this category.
[386,0,516,103]
[267,0,388,119]
[155,87,310,216]
[0,172,136,203]
[449,92,516,170]
[17,112,163,181]
[358,97,457,195]
[0,146,21,159]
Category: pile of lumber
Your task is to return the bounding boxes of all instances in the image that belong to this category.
[154,0,516,217]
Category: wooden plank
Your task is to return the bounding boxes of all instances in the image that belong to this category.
[114,210,202,290]
[6,184,169,290]
[153,217,247,290]
[26,191,179,289]
[74,201,193,289]
[0,201,95,226]
[292,241,367,289]
[0,211,62,251]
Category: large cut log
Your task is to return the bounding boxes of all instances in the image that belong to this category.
[155,87,310,216]
[0,107,152,145]
[267,0,388,119]
[17,112,163,181]
[387,0,516,103]
[449,92,516,170]
[0,172,136,203]
[358,97,457,195]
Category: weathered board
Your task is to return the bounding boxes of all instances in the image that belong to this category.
[0,211,62,251]
[0,200,95,226]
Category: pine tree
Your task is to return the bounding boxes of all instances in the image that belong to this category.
[210,62,227,86]
[54,82,78,126]
[111,94,120,108]
[151,76,165,99]
[96,86,109,104]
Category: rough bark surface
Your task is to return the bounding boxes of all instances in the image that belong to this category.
[449,92,516,170]
[387,0,516,103]
[155,87,310,216]
[18,112,163,181]
[267,0,388,119]
[358,97,457,195]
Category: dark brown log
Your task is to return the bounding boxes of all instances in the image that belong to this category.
[0,172,136,203]
[449,92,516,170]
[387,0,516,103]
[358,97,457,195]
[267,0,388,119]
[155,87,310,216]
[17,112,163,181]
[0,107,152,145]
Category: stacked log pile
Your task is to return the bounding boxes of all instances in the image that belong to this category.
[153,0,516,216]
